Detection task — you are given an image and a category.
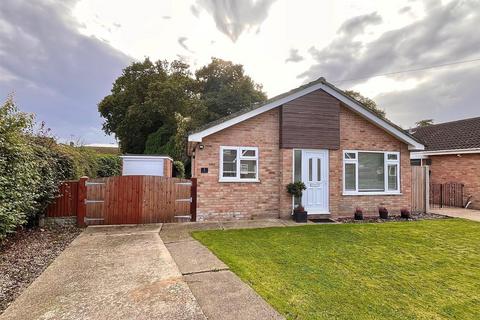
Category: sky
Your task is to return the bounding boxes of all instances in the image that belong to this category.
[1,0,479,144]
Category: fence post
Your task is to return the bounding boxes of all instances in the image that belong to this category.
[77,176,88,227]
[424,166,430,213]
[190,177,197,222]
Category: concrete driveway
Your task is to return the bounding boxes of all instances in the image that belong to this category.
[430,207,480,222]
[0,224,205,320]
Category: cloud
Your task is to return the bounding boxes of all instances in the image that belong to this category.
[191,0,277,42]
[178,36,194,53]
[285,49,304,63]
[337,12,382,36]
[0,0,132,143]
[299,0,480,126]
[398,6,411,14]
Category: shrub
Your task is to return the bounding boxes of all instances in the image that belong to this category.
[401,207,411,219]
[96,154,122,177]
[354,207,363,220]
[0,97,39,239]
[173,160,185,178]
[378,206,389,219]
[286,181,306,198]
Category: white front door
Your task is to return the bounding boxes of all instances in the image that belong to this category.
[302,150,329,214]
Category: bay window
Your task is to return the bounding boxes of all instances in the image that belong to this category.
[343,150,400,194]
[220,146,259,182]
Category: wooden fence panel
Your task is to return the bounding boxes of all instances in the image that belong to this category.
[46,181,79,217]
[411,166,429,213]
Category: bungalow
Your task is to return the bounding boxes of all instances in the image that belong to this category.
[411,117,480,209]
[187,78,425,221]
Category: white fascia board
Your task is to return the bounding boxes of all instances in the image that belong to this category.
[187,83,425,150]
[410,148,480,157]
[120,155,173,161]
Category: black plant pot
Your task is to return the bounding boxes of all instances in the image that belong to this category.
[354,212,363,220]
[294,211,308,223]
[379,211,389,219]
[401,211,410,219]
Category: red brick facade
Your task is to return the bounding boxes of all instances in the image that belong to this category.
[192,99,413,221]
[429,154,480,209]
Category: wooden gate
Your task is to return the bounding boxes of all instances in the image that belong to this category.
[78,176,196,226]
[411,166,430,213]
[430,182,464,208]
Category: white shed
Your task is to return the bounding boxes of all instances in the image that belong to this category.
[121,155,173,177]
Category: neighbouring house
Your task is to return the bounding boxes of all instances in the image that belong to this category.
[187,78,424,221]
[411,117,480,209]
[121,155,173,177]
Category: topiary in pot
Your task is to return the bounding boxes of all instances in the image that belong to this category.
[354,207,363,220]
[286,181,307,222]
[378,206,389,219]
[400,207,411,219]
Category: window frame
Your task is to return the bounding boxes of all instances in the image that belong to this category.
[219,146,259,182]
[342,150,401,195]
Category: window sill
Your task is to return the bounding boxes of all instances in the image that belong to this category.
[219,179,260,183]
[342,192,402,196]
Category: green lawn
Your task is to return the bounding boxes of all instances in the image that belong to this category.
[192,219,480,320]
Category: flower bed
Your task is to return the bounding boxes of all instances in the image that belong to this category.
[336,212,448,223]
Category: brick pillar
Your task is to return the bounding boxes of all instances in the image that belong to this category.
[279,148,293,219]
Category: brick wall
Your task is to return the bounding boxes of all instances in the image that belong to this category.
[329,106,412,217]
[193,103,413,221]
[192,109,281,221]
[429,154,480,209]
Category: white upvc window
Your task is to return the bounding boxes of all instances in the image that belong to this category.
[343,150,400,195]
[219,146,259,182]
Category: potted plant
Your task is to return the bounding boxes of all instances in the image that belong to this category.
[354,207,363,220]
[293,205,308,223]
[400,207,411,219]
[378,206,389,219]
[286,181,307,222]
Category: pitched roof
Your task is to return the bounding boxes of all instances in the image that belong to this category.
[188,77,424,150]
[411,117,480,151]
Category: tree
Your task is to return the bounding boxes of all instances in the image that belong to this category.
[98,58,202,154]
[415,119,434,127]
[99,57,267,158]
[344,90,386,118]
[196,58,267,122]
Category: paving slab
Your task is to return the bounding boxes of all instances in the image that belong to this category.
[160,221,222,243]
[1,225,205,320]
[166,240,228,275]
[185,270,284,320]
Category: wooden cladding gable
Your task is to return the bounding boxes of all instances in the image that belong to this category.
[280,89,340,149]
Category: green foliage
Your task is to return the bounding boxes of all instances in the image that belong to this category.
[193,219,480,319]
[286,181,306,198]
[196,58,267,122]
[344,90,386,118]
[173,160,185,178]
[98,58,203,154]
[416,119,434,127]
[95,154,122,177]
[98,57,266,161]
[0,97,39,239]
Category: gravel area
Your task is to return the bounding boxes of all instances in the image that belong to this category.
[0,226,82,314]
[336,212,449,223]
